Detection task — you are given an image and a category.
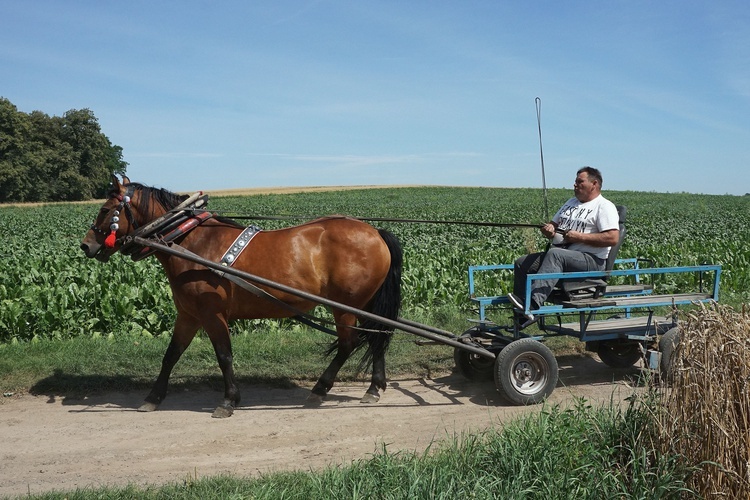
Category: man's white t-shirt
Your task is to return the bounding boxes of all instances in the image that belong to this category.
[552,194,619,260]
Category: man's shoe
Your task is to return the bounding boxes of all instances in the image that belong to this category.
[507,293,524,310]
[507,293,535,323]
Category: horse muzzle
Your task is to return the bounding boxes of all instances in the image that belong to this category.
[80,238,112,262]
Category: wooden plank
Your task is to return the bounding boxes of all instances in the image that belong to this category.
[563,292,712,309]
[612,292,712,307]
[604,284,653,294]
[471,284,653,308]
[562,299,615,308]
[543,315,675,335]
[553,317,649,334]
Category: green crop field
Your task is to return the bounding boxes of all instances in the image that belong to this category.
[1,187,749,343]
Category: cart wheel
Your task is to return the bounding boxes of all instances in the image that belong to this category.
[494,339,558,405]
[659,327,680,381]
[596,340,642,368]
[454,347,495,381]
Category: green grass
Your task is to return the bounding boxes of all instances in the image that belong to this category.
[0,305,468,396]
[0,298,588,398]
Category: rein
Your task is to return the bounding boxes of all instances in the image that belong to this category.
[209,212,544,229]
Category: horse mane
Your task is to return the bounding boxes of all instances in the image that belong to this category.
[118,182,247,229]
[121,183,189,215]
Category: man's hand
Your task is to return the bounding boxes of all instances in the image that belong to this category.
[540,222,557,239]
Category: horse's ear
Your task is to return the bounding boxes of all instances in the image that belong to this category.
[111,175,122,190]
[122,175,131,185]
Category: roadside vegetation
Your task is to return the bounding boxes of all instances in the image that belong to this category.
[655,302,750,497]
[28,398,694,499]
[2,186,749,498]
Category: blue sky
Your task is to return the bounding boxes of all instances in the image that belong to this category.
[2,1,749,195]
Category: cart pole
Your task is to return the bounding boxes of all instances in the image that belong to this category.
[132,237,495,359]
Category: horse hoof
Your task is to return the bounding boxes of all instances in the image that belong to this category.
[360,392,380,404]
[137,402,159,412]
[305,393,325,406]
[212,405,234,418]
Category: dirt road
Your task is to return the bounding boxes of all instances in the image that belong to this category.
[0,355,641,497]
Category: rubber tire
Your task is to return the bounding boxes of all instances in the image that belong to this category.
[659,327,681,381]
[494,338,558,405]
[597,340,642,368]
[454,347,495,381]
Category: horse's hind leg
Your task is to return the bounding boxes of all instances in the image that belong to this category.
[361,333,388,404]
[139,313,199,412]
[307,311,359,405]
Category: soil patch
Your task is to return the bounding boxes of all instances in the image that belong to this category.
[0,356,643,497]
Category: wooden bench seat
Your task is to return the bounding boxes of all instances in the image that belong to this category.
[542,315,675,336]
[561,292,712,309]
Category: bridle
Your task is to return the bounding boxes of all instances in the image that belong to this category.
[90,185,139,248]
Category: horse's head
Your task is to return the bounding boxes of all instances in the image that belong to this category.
[80,175,141,262]
[82,175,192,261]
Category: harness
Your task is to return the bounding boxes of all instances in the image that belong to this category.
[123,210,215,261]
[220,225,262,266]
[104,191,264,267]
[89,185,139,248]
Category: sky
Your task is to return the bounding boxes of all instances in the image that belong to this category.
[2,1,749,196]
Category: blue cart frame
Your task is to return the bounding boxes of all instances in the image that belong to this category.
[455,258,721,404]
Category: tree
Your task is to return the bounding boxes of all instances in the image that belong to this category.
[0,97,128,202]
[0,98,32,202]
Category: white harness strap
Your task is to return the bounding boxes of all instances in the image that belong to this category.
[220,225,261,266]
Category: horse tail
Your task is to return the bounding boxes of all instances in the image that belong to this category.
[357,228,403,369]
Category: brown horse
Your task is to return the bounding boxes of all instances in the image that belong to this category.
[80,176,402,418]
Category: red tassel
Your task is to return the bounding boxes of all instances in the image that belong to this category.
[104,231,117,248]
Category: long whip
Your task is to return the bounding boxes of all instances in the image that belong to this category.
[536,97,549,222]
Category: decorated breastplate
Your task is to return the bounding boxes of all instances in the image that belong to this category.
[220,225,262,266]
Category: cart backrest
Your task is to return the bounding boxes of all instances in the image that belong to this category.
[604,205,627,271]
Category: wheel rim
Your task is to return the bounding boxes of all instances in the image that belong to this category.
[508,352,550,395]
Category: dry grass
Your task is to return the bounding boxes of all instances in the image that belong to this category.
[202,185,420,197]
[0,185,423,207]
[657,302,750,498]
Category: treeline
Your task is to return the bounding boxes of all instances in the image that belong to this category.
[0,97,128,202]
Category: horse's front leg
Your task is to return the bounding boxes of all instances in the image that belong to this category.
[139,312,199,412]
[202,313,240,418]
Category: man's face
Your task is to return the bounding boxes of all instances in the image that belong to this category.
[574,172,598,202]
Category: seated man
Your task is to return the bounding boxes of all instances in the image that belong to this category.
[508,166,619,322]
